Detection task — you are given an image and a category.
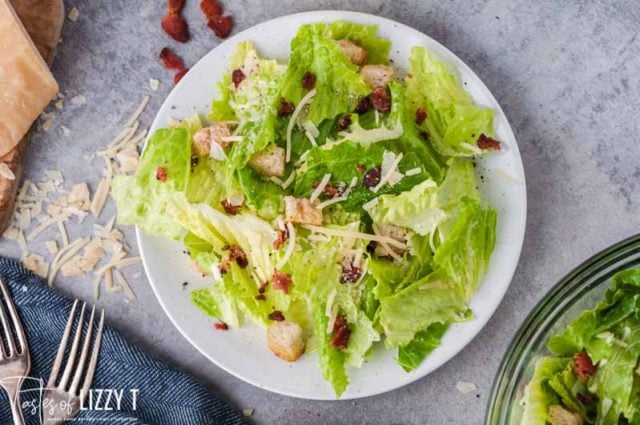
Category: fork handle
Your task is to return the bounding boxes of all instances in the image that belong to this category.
[7,386,25,425]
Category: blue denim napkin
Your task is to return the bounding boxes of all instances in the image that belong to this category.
[0,256,248,425]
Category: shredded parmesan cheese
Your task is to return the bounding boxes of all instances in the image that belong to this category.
[310,173,331,203]
[0,163,15,180]
[125,96,150,128]
[276,222,296,270]
[303,224,407,249]
[281,172,295,189]
[286,89,317,162]
[405,167,421,177]
[372,153,404,193]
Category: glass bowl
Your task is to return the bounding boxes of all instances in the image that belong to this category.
[485,234,640,424]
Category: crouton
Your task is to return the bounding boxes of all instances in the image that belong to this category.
[192,123,232,156]
[361,64,394,88]
[373,224,406,257]
[336,39,367,65]
[267,320,305,362]
[548,406,584,425]
[249,146,286,177]
[284,196,323,226]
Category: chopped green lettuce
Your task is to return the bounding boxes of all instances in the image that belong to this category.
[520,357,567,425]
[315,303,349,396]
[397,322,448,372]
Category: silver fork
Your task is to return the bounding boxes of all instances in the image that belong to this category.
[42,300,104,425]
[0,277,30,425]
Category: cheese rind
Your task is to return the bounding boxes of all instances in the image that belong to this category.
[0,0,58,156]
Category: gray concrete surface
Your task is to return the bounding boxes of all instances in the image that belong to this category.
[1,0,639,424]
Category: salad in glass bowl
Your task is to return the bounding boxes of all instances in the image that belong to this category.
[113,21,502,396]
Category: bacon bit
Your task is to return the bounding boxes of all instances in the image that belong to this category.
[268,310,285,321]
[221,199,240,215]
[272,271,292,294]
[355,96,371,114]
[173,69,189,84]
[340,262,363,283]
[232,69,245,88]
[301,71,316,90]
[159,47,185,70]
[415,107,427,125]
[336,115,352,131]
[330,315,351,350]
[477,133,501,151]
[278,98,295,117]
[214,322,228,330]
[255,294,266,301]
[219,259,229,275]
[577,393,598,406]
[155,166,167,182]
[355,164,366,174]
[223,244,248,268]
[273,228,289,249]
[363,166,381,188]
[200,0,222,17]
[258,281,268,294]
[370,87,391,114]
[161,0,189,43]
[573,352,597,382]
[207,15,233,38]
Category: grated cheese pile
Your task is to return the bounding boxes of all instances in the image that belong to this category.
[1,96,152,302]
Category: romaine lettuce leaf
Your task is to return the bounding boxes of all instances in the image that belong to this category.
[520,357,568,425]
[315,303,349,396]
[111,128,191,239]
[190,288,221,318]
[405,46,494,157]
[325,21,391,64]
[236,166,285,220]
[280,23,370,125]
[345,314,380,368]
[397,322,448,372]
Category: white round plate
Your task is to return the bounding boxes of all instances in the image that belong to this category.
[137,10,526,400]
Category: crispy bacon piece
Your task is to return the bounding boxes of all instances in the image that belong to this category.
[330,315,351,350]
[301,71,316,90]
[200,0,222,17]
[155,166,167,182]
[355,164,366,174]
[336,115,352,131]
[278,98,295,117]
[162,0,189,42]
[370,87,391,113]
[323,184,340,198]
[573,351,597,382]
[159,47,185,70]
[255,294,266,301]
[340,262,363,283]
[363,166,381,188]
[223,244,248,268]
[415,107,427,125]
[355,96,371,114]
[268,311,285,321]
[214,322,228,330]
[232,69,245,88]
[221,199,240,215]
[272,271,292,294]
[477,133,501,150]
[207,15,233,38]
[273,227,289,249]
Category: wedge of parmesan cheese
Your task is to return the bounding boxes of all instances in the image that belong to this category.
[0,0,59,156]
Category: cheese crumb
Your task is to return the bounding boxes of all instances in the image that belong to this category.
[242,408,254,417]
[0,163,16,180]
[67,7,79,22]
[149,79,160,91]
[456,381,477,394]
[71,95,86,105]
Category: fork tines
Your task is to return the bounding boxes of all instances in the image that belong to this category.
[48,300,105,397]
[0,277,28,359]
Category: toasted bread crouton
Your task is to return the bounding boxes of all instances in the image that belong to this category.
[267,320,305,362]
[548,406,584,425]
[361,64,394,88]
[192,123,232,156]
[249,146,285,177]
[337,39,367,65]
[284,196,323,226]
[373,224,406,257]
